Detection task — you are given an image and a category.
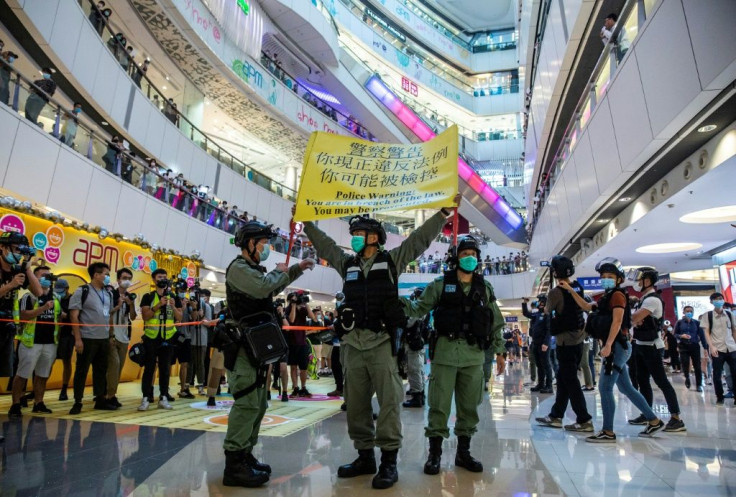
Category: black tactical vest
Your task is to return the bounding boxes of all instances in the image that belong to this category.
[433,271,494,348]
[634,293,664,341]
[225,256,274,322]
[341,251,398,332]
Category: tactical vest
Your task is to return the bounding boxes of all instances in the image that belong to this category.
[433,271,494,348]
[143,292,178,340]
[225,256,274,322]
[341,251,398,332]
[634,293,664,342]
[550,287,585,335]
[17,296,61,347]
[597,288,632,329]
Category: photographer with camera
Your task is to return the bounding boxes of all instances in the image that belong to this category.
[138,269,182,411]
[174,278,201,399]
[8,266,60,417]
[105,268,137,408]
[221,221,314,487]
[190,288,214,396]
[0,232,43,381]
[298,195,458,490]
[270,298,290,401]
[285,290,317,399]
[53,278,73,401]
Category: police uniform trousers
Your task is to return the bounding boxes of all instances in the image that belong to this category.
[343,338,403,450]
[223,349,268,453]
[426,336,485,438]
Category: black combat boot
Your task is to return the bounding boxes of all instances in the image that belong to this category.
[223,450,270,487]
[455,436,483,472]
[244,452,272,474]
[424,437,443,475]
[337,449,376,478]
[402,390,424,408]
[372,449,399,489]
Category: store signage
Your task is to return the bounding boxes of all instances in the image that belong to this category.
[364,7,406,43]
[577,277,602,291]
[401,76,418,97]
[505,316,518,323]
[232,59,263,89]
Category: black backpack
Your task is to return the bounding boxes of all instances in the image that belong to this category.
[549,285,585,335]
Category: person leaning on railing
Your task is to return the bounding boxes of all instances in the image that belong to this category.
[24,67,56,125]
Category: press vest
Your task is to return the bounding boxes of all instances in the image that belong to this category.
[225,256,274,322]
[143,292,178,340]
[550,287,585,335]
[433,271,494,348]
[17,296,61,347]
[341,251,398,332]
[634,293,663,342]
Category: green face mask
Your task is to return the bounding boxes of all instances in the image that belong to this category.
[351,235,366,253]
[458,256,478,272]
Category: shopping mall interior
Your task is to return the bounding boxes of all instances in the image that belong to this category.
[0,0,734,495]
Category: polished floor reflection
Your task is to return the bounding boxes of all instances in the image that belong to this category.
[1,362,734,496]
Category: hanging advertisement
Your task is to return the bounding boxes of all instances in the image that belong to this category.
[718,259,736,304]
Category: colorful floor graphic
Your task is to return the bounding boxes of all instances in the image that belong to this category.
[0,383,344,437]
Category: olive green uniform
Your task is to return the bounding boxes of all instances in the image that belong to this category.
[402,275,504,438]
[304,211,447,450]
[223,259,304,453]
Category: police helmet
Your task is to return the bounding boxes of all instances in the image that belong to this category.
[536,293,548,303]
[335,291,345,302]
[0,231,30,247]
[412,287,424,298]
[456,235,481,259]
[632,266,659,286]
[595,257,625,280]
[234,221,276,248]
[348,215,386,245]
[550,255,575,278]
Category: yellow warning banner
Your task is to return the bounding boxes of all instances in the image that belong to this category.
[293,125,458,222]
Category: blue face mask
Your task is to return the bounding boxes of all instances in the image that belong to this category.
[103,275,111,286]
[178,292,186,299]
[73,108,81,115]
[351,235,366,254]
[39,277,52,288]
[685,312,693,319]
[4,252,22,265]
[713,300,725,309]
[600,278,616,290]
[43,73,51,79]
[54,292,64,300]
[8,56,15,63]
[259,244,270,261]
[458,256,478,272]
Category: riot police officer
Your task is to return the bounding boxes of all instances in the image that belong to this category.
[300,196,456,490]
[401,236,505,475]
[402,287,428,408]
[222,221,314,487]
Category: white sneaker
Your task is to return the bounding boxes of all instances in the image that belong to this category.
[158,397,173,410]
[198,386,205,396]
[138,398,150,411]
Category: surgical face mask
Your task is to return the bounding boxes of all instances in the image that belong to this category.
[43,73,51,80]
[259,243,270,261]
[156,279,169,289]
[667,327,673,333]
[685,312,693,319]
[713,300,725,309]
[39,277,52,288]
[73,108,81,115]
[4,252,22,265]
[633,282,643,292]
[351,235,366,254]
[8,56,15,63]
[600,278,616,290]
[103,275,111,286]
[54,292,64,300]
[178,292,186,299]
[119,279,132,289]
[458,256,478,272]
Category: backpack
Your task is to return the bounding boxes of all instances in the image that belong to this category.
[549,285,585,335]
[707,310,733,333]
[80,284,114,307]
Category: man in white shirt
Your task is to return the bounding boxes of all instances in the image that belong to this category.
[702,292,736,406]
[628,267,685,433]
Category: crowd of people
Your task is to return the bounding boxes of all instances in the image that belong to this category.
[519,256,734,444]
[406,250,530,275]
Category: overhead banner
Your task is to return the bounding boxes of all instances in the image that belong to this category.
[293,125,459,221]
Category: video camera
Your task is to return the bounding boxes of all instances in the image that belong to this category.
[288,290,310,305]
[44,273,59,283]
[273,297,286,309]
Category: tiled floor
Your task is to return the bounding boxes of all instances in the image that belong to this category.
[1,361,734,496]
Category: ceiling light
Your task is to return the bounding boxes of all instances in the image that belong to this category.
[101,121,108,126]
[596,219,610,223]
[680,205,736,224]
[697,124,717,133]
[162,85,167,90]
[636,242,702,254]
[618,197,632,202]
